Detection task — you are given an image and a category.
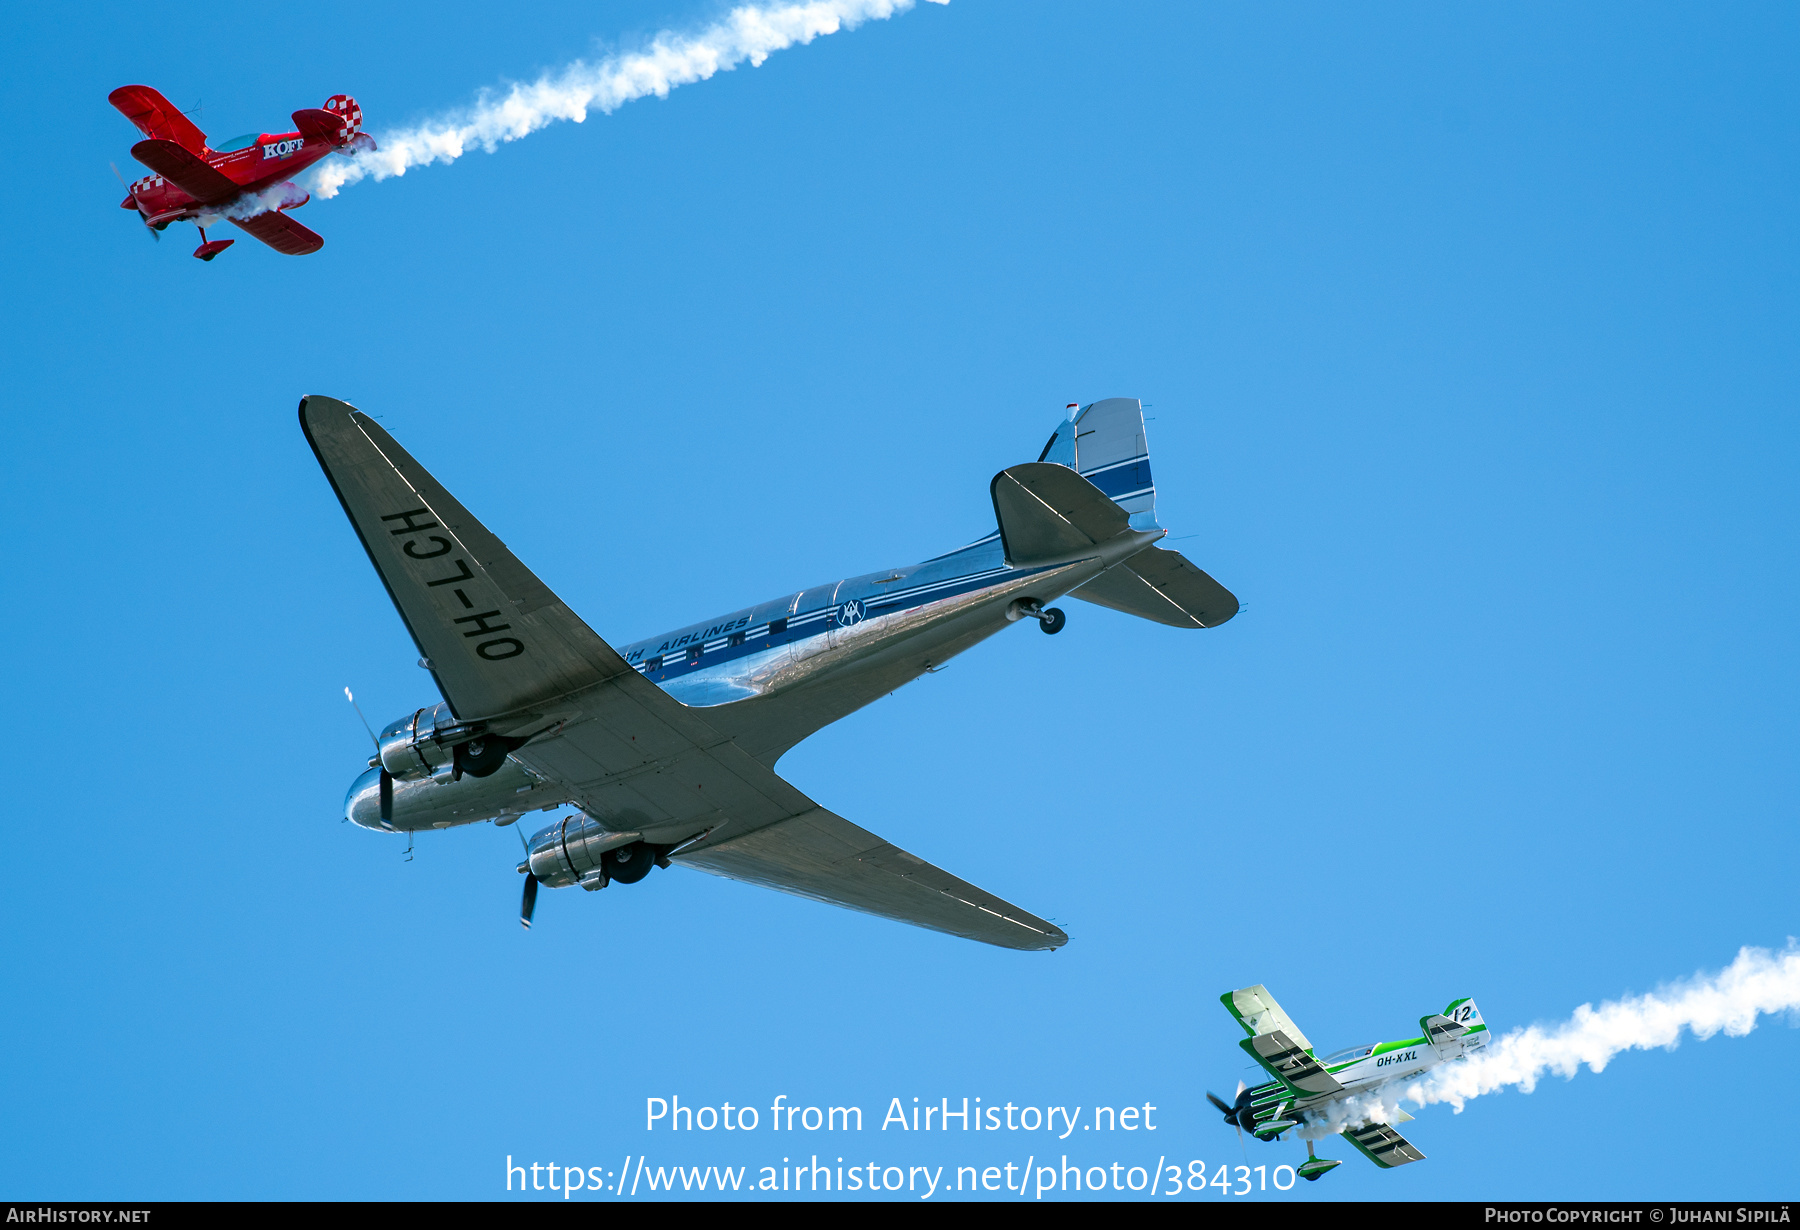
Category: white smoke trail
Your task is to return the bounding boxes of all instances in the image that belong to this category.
[1401,942,1800,1116]
[1298,1089,1411,1142]
[310,0,946,201]
[201,180,311,226]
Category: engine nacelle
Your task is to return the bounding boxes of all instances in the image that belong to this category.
[526,813,645,888]
[377,703,457,780]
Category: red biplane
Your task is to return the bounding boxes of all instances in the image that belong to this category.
[110,85,375,261]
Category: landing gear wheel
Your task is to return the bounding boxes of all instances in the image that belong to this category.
[455,734,524,778]
[1038,607,1066,635]
[605,841,656,884]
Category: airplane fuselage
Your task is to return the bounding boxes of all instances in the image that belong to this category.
[1248,1025,1491,1135]
[1324,1042,1445,1091]
[123,129,335,226]
[344,524,1161,831]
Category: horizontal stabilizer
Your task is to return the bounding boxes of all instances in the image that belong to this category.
[109,86,208,154]
[1073,544,1239,628]
[292,108,348,144]
[230,211,324,256]
[1241,1030,1344,1096]
[990,462,1130,565]
[129,139,238,204]
[1344,1122,1426,1168]
[1421,1013,1469,1047]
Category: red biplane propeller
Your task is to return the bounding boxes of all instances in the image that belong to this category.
[109,162,159,242]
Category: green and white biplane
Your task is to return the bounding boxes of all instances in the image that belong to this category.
[1210,984,1489,1181]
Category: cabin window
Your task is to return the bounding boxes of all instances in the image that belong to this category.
[728,631,746,647]
[686,646,703,665]
[213,133,259,153]
[645,655,663,672]
[768,618,788,636]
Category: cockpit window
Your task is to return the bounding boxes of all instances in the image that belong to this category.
[1321,1045,1375,1066]
[213,133,259,153]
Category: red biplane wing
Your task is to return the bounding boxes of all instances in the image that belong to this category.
[230,211,324,256]
[129,139,238,204]
[109,86,209,154]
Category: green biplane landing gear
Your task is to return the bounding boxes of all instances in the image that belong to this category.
[1298,1141,1341,1182]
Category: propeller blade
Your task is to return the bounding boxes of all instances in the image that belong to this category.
[344,687,380,751]
[1206,1092,1233,1117]
[109,161,159,241]
[378,768,393,824]
[520,873,539,929]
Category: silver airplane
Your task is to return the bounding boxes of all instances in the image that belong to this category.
[305,395,1238,949]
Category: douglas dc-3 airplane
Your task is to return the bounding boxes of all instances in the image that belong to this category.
[110,85,374,260]
[1211,985,1490,1180]
[304,395,1238,948]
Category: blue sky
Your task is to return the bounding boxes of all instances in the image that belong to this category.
[2,0,1797,1201]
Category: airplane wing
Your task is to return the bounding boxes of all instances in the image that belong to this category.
[109,86,208,154]
[230,211,324,256]
[674,807,1063,948]
[1239,1030,1344,1096]
[1222,985,1316,1050]
[128,139,238,204]
[1223,984,1343,1093]
[300,395,1067,951]
[1343,1121,1426,1168]
[301,395,641,720]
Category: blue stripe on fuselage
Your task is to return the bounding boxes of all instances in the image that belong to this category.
[619,543,1040,687]
[620,459,1151,690]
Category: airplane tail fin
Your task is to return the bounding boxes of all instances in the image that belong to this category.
[1444,997,1485,1030]
[1031,398,1237,629]
[322,95,376,153]
[323,95,364,136]
[1035,399,1159,529]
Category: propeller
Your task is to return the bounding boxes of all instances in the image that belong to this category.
[516,825,538,929]
[345,688,393,826]
[1207,1080,1255,1147]
[110,162,159,242]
